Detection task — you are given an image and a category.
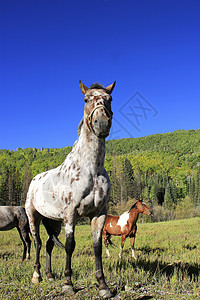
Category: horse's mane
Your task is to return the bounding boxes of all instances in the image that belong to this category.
[90,82,105,90]
[77,118,84,136]
[128,202,137,213]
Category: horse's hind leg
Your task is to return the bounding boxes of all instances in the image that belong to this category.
[17,226,31,261]
[42,218,62,281]
[102,228,110,257]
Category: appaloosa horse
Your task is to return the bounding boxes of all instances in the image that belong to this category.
[0,206,31,260]
[25,80,116,298]
[103,200,152,259]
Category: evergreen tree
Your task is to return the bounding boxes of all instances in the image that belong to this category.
[194,167,200,206]
[0,165,9,205]
[189,176,195,204]
[122,158,134,201]
[133,165,143,199]
[163,183,173,208]
[14,169,22,205]
[22,165,32,205]
[109,151,122,207]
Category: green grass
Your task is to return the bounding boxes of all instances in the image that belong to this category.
[0,218,200,299]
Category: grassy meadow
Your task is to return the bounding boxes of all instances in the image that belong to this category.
[0,217,200,299]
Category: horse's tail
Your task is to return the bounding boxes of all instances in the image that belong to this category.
[52,235,65,249]
[107,236,117,248]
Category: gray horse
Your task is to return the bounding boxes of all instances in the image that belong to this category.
[0,206,31,260]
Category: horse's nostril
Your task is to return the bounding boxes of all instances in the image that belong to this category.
[94,119,98,123]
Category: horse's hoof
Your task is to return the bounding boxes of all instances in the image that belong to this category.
[99,289,111,298]
[62,284,75,294]
[48,277,54,282]
[32,271,42,284]
[46,273,55,281]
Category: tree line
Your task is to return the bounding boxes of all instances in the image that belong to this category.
[1,129,200,221]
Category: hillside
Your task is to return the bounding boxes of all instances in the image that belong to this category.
[107,129,200,156]
[0,129,200,217]
[106,129,200,181]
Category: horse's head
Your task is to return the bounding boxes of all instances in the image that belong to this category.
[136,200,152,216]
[79,81,116,138]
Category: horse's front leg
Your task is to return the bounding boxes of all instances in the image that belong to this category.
[119,235,126,259]
[129,225,137,259]
[91,214,111,298]
[130,226,137,259]
[62,215,76,294]
[130,236,136,259]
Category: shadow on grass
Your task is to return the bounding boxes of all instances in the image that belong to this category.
[129,246,200,280]
[0,252,16,260]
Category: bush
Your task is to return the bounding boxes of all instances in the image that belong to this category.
[151,204,175,222]
[175,196,200,220]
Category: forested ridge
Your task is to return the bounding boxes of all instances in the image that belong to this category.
[1,129,200,221]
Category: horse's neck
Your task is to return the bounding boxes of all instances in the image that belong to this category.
[129,209,140,224]
[65,122,106,173]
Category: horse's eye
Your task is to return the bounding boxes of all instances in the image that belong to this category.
[106,96,112,102]
[84,98,88,103]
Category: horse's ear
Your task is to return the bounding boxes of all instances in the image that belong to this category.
[105,81,116,94]
[79,80,89,95]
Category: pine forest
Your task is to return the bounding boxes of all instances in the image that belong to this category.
[1,129,200,222]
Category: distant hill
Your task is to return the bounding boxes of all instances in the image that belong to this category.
[0,129,200,211]
[106,129,200,178]
[107,129,200,157]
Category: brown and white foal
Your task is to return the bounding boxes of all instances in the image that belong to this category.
[103,200,152,259]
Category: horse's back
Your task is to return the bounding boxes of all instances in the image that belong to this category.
[105,214,119,225]
[104,214,122,235]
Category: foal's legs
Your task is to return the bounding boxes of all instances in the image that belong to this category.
[91,214,110,298]
[102,229,110,257]
[119,235,126,259]
[130,237,136,259]
[130,226,137,259]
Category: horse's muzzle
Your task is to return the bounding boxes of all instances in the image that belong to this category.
[93,118,112,138]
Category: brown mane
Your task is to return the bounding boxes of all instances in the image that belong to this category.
[89,82,105,90]
[128,202,137,213]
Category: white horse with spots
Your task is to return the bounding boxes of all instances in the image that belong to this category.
[25,80,115,298]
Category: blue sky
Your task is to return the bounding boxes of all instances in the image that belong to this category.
[1,0,200,150]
